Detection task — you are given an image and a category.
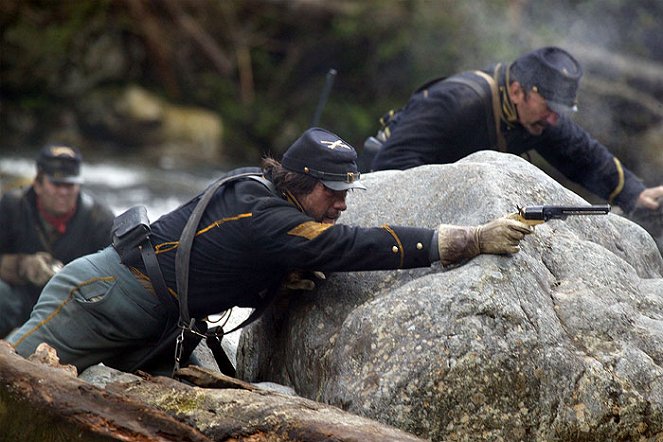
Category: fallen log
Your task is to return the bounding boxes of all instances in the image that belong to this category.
[0,341,209,441]
[0,342,426,441]
[109,365,427,441]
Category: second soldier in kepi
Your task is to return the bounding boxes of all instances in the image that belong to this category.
[0,145,114,338]
[369,46,663,215]
[8,128,532,374]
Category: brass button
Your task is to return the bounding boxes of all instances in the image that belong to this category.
[392,246,399,253]
[416,242,423,250]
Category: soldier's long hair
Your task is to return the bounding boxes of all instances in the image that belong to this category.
[261,156,319,199]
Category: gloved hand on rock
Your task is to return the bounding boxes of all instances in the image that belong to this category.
[437,215,533,266]
[283,270,326,291]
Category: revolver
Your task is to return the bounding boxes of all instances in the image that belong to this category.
[515,204,611,226]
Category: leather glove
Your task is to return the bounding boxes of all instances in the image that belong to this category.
[18,252,63,287]
[0,254,23,285]
[437,216,533,266]
[283,270,326,291]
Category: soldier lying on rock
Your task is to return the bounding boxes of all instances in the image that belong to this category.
[7,128,532,375]
[368,47,663,215]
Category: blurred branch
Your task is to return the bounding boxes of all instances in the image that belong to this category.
[124,0,181,97]
[161,0,234,77]
[506,0,527,28]
[219,2,255,105]
[235,44,255,104]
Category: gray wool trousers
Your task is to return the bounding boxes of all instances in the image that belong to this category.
[7,246,176,373]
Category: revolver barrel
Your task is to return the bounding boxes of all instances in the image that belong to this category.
[517,204,610,225]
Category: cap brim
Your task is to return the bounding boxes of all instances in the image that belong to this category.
[547,100,577,116]
[321,179,367,191]
[47,174,84,184]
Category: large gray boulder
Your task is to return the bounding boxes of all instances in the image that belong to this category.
[237,151,663,441]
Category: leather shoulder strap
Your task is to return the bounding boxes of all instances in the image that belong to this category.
[472,65,507,152]
[175,171,267,329]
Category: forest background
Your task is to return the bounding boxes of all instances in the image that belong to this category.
[1,0,661,191]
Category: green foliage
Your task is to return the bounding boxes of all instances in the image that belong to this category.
[1,0,661,164]
[2,1,112,95]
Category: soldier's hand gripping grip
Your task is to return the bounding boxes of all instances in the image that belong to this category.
[437,216,533,266]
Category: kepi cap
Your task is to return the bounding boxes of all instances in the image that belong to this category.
[36,145,83,184]
[282,128,366,191]
[511,47,583,115]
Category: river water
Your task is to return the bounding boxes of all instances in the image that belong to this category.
[0,155,222,219]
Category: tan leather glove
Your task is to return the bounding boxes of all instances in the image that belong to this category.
[18,252,63,287]
[283,270,326,291]
[437,216,533,266]
[0,254,24,285]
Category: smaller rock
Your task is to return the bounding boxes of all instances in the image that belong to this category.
[27,343,77,377]
[79,363,141,388]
